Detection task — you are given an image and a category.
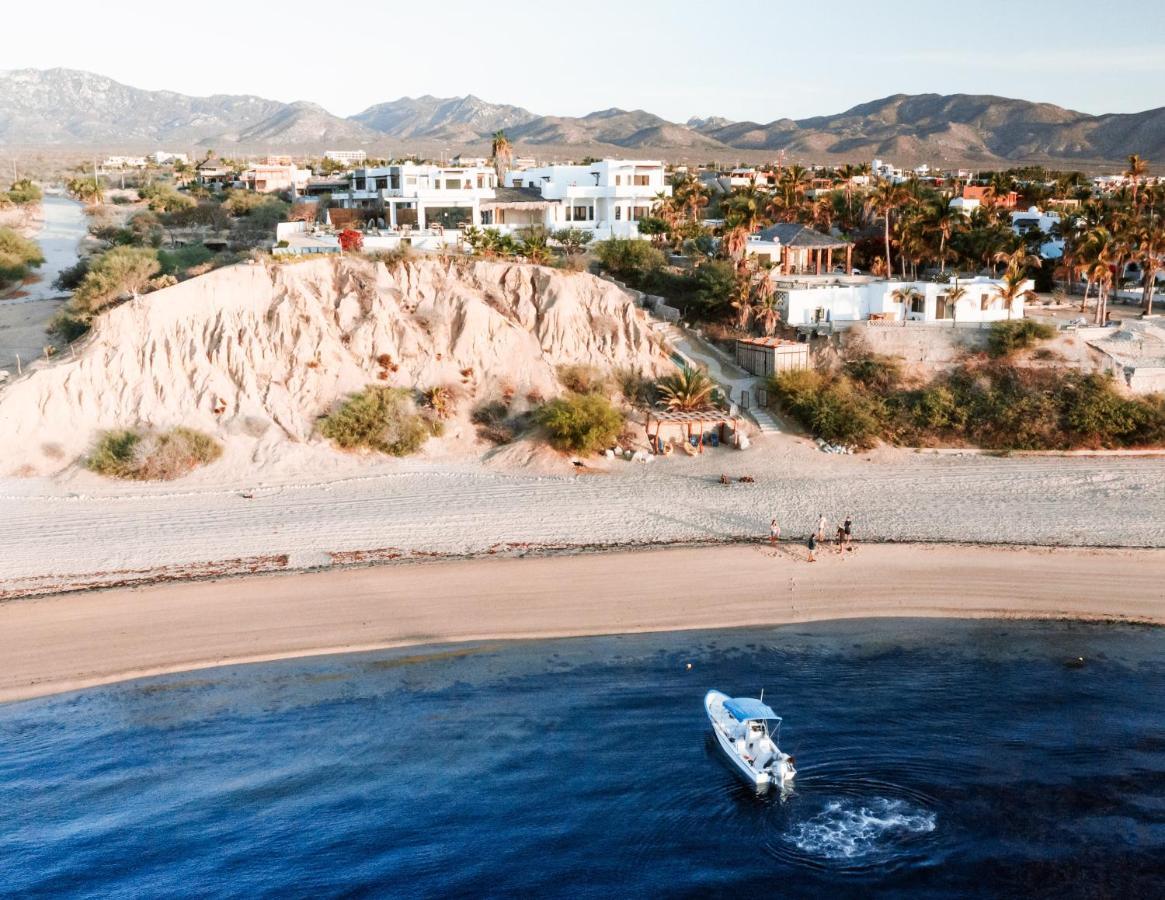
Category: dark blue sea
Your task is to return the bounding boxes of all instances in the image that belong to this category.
[2,619,1163,898]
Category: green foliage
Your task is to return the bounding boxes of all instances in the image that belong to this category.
[47,310,91,342]
[320,386,436,456]
[552,228,593,255]
[53,258,89,292]
[157,244,213,276]
[138,183,195,213]
[87,427,223,480]
[687,259,737,318]
[0,227,45,287]
[593,238,666,279]
[5,179,42,205]
[767,369,886,449]
[656,366,716,411]
[843,352,904,393]
[72,246,160,314]
[536,393,625,454]
[986,319,1057,357]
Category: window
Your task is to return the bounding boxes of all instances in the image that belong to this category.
[354,177,366,191]
[375,177,388,190]
[615,175,622,186]
[405,177,416,187]
[633,174,651,186]
[910,296,925,314]
[614,206,622,220]
[445,179,463,190]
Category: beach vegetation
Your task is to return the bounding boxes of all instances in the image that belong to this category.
[0,227,44,289]
[87,427,223,480]
[320,386,438,456]
[5,179,42,205]
[593,238,666,280]
[71,246,161,314]
[656,366,716,411]
[556,364,609,395]
[986,319,1056,357]
[768,352,1165,451]
[536,392,625,453]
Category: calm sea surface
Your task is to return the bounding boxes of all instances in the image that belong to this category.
[2,619,1163,898]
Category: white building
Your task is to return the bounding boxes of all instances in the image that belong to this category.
[505,159,670,239]
[776,275,1033,328]
[949,195,981,215]
[151,151,189,166]
[325,150,367,165]
[1010,206,1064,259]
[102,156,147,169]
[328,158,670,239]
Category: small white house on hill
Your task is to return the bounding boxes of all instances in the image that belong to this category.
[777,275,1033,328]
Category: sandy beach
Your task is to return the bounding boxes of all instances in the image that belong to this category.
[1,542,1162,704]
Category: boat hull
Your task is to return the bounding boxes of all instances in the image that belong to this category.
[704,689,790,789]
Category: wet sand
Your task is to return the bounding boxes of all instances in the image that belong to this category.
[1,542,1162,704]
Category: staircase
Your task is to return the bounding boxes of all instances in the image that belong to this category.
[656,323,784,436]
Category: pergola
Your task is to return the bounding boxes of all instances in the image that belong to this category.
[480,187,554,226]
[644,408,743,453]
[755,223,853,275]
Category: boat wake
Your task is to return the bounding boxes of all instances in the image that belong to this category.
[788,797,935,861]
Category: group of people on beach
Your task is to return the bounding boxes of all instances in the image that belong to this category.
[769,514,854,562]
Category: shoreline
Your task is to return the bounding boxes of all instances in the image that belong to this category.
[2,542,1163,705]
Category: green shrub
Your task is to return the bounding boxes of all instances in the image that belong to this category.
[536,393,625,453]
[987,319,1056,357]
[593,238,666,279]
[1060,373,1160,448]
[53,259,89,292]
[767,369,886,449]
[138,183,194,213]
[87,427,222,480]
[158,245,214,276]
[843,352,904,393]
[6,179,42,205]
[72,246,161,314]
[320,386,435,456]
[0,227,44,287]
[47,310,91,342]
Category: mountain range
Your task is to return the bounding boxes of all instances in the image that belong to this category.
[1,68,1162,166]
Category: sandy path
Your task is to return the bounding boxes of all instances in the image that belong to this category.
[1,543,1162,704]
[2,444,1164,595]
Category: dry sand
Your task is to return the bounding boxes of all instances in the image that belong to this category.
[1,542,1162,704]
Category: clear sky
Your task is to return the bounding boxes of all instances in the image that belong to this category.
[7,0,1164,122]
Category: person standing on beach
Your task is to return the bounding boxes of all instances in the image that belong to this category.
[807,534,817,562]
[770,518,781,547]
[816,514,827,542]
[843,515,853,550]
[836,523,846,554]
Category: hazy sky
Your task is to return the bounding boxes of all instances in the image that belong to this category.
[8,0,1164,121]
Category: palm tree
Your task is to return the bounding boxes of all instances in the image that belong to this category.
[752,271,779,335]
[890,286,923,321]
[721,223,749,262]
[943,282,967,324]
[865,179,911,279]
[721,186,766,234]
[992,245,1042,275]
[1126,154,1148,206]
[993,268,1037,321]
[656,366,716,411]
[928,203,962,274]
[491,130,513,182]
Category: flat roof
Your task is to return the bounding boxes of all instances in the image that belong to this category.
[736,337,803,349]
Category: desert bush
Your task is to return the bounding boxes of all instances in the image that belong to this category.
[767,368,886,449]
[843,351,904,393]
[6,179,42,205]
[47,310,91,342]
[556,364,609,395]
[71,246,161,314]
[319,386,436,456]
[87,427,222,480]
[138,183,195,213]
[53,258,90,292]
[615,366,656,408]
[0,227,44,287]
[593,238,666,279]
[422,385,457,419]
[987,319,1056,357]
[536,393,625,453]
[158,244,214,277]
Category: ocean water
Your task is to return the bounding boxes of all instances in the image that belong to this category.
[1,619,1163,898]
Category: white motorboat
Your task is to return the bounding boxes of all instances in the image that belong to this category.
[705,690,795,789]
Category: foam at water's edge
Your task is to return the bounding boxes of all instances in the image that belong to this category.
[789,798,936,860]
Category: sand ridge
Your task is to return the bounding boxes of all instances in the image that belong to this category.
[1,543,1162,704]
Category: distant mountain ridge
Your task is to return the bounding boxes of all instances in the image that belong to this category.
[1,68,1162,164]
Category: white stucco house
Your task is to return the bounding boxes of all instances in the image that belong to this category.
[505,159,670,239]
[776,275,1033,328]
[1010,206,1064,259]
[326,159,669,239]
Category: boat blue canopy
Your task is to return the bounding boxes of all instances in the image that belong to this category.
[724,697,779,721]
